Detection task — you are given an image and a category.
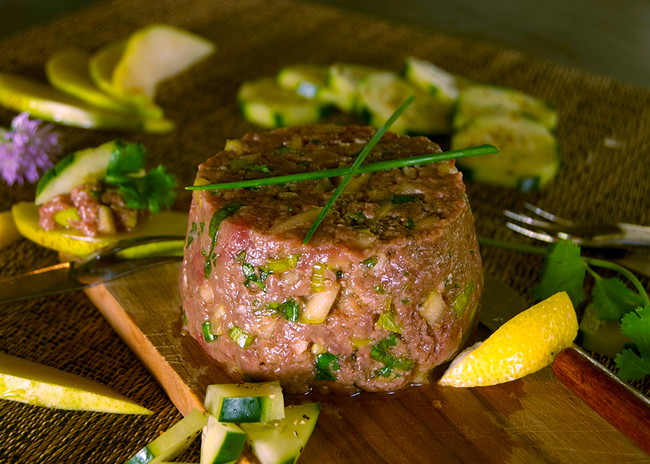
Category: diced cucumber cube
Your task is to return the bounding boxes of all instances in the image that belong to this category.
[200,414,247,464]
[241,403,320,464]
[204,381,284,423]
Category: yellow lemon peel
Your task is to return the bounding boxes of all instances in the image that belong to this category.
[439,291,578,387]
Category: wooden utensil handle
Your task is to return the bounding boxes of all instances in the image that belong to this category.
[552,346,650,455]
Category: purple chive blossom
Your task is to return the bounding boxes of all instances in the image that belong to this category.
[0,112,62,186]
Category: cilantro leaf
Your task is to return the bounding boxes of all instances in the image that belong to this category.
[530,240,587,306]
[620,306,650,357]
[615,349,650,380]
[104,139,178,213]
[591,277,647,322]
[315,352,340,381]
[614,306,650,380]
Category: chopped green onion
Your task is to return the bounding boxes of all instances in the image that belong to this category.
[186,144,497,192]
[228,326,255,349]
[202,321,218,342]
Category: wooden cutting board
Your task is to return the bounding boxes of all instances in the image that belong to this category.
[85,263,648,463]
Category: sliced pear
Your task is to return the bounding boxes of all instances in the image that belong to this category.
[46,48,140,114]
[12,201,188,256]
[0,210,21,249]
[0,352,151,414]
[112,24,216,100]
[0,73,173,132]
[88,40,165,120]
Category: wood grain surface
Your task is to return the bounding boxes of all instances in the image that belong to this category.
[84,263,649,463]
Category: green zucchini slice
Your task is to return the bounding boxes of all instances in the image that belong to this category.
[403,56,458,104]
[357,71,453,135]
[238,77,329,128]
[451,114,560,191]
[453,84,558,130]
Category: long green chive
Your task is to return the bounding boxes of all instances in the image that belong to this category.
[303,96,415,243]
[187,144,497,191]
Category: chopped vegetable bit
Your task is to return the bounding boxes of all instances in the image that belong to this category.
[362,256,378,269]
[265,299,301,322]
[315,352,340,381]
[0,112,61,185]
[376,309,402,333]
[236,250,268,291]
[105,139,177,213]
[229,326,255,349]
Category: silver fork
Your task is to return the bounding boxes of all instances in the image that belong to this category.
[504,203,650,278]
[504,203,650,249]
[0,235,186,304]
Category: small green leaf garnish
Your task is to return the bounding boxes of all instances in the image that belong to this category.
[530,240,587,306]
[105,139,177,213]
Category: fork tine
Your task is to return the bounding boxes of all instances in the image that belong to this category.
[505,222,557,244]
[503,209,556,228]
[523,203,574,226]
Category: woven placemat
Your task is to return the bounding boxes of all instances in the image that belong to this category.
[0,0,648,462]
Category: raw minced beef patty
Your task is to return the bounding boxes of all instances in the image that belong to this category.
[179,124,483,394]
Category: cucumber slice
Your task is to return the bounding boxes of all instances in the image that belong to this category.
[357,72,453,135]
[327,63,384,112]
[451,115,559,191]
[403,56,458,103]
[46,49,140,114]
[125,408,207,464]
[238,77,329,128]
[276,64,337,103]
[453,84,558,130]
[0,73,170,132]
[204,381,284,423]
[35,139,117,205]
[240,403,320,464]
[200,414,247,464]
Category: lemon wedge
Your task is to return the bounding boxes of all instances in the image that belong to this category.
[439,291,578,387]
[12,201,188,257]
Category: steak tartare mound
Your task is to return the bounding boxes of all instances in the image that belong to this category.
[180,124,483,394]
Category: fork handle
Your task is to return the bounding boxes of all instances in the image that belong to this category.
[619,223,650,247]
[552,345,650,454]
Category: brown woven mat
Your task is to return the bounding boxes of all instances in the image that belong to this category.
[0,0,648,462]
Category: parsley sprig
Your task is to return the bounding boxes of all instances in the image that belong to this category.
[526,240,650,380]
[104,139,177,213]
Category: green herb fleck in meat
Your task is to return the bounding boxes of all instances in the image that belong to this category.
[202,321,218,342]
[203,203,242,279]
[362,256,378,269]
[391,194,423,204]
[315,352,340,381]
[370,334,414,378]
